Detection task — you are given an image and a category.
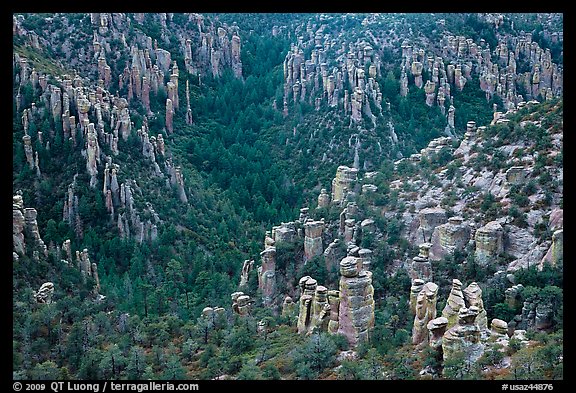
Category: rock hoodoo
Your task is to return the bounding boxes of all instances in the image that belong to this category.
[337,256,375,346]
[257,246,276,307]
[442,279,466,329]
[304,220,324,262]
[412,282,439,346]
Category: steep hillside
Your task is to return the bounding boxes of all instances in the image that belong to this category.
[13,12,562,380]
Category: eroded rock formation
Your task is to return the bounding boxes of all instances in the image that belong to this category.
[304,220,324,262]
[257,246,276,307]
[409,243,433,282]
[442,306,485,369]
[429,216,471,261]
[412,282,439,346]
[442,279,466,329]
[231,292,252,316]
[331,166,358,204]
[474,221,504,266]
[297,276,331,335]
[463,282,488,332]
[35,282,55,304]
[337,256,374,346]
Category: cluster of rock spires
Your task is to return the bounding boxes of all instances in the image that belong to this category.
[245,164,377,347]
[14,192,103,302]
[399,25,562,117]
[13,194,47,262]
[292,249,375,347]
[14,14,251,244]
[280,13,562,165]
[230,93,560,364]
[411,274,530,377]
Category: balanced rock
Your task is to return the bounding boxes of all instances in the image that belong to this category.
[490,319,508,339]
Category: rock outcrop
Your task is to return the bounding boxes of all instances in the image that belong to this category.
[410,279,425,314]
[231,292,252,316]
[429,216,471,261]
[463,282,488,332]
[331,166,358,204]
[13,195,26,255]
[474,221,504,266]
[489,318,509,348]
[24,207,48,258]
[239,259,254,288]
[317,188,330,208]
[409,243,433,282]
[416,207,447,244]
[427,316,449,366]
[165,98,174,134]
[272,222,296,244]
[324,239,344,273]
[541,229,563,268]
[282,296,296,318]
[297,276,331,335]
